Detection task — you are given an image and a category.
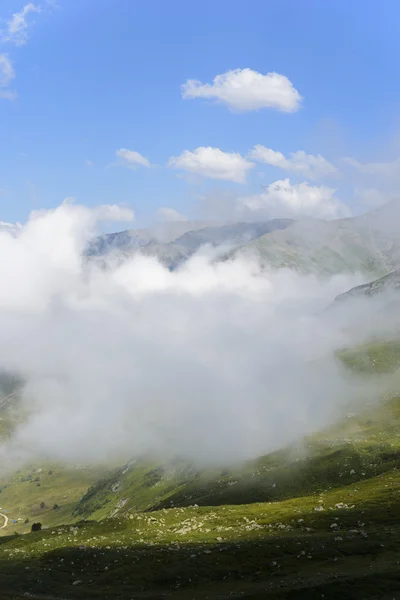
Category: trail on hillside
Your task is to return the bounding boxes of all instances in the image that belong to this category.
[0,513,8,530]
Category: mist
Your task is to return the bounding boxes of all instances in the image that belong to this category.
[0,202,393,473]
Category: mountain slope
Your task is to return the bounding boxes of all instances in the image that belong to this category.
[2,384,400,530]
[86,221,216,257]
[1,341,400,598]
[171,219,294,252]
[335,269,400,303]
[88,219,296,269]
[87,201,400,276]
[232,216,400,276]
[1,393,400,599]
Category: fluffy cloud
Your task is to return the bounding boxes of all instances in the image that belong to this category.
[115,148,151,169]
[181,68,302,112]
[250,145,338,179]
[0,221,22,236]
[0,55,16,100]
[157,207,188,222]
[168,146,254,183]
[1,2,41,46]
[236,179,349,220]
[0,202,374,470]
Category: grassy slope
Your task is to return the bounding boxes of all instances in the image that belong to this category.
[0,399,105,535]
[0,458,399,598]
[337,340,400,374]
[1,343,400,598]
[0,464,105,535]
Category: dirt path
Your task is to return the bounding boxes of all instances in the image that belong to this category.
[0,512,8,530]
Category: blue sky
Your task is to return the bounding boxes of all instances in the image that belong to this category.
[1,0,400,228]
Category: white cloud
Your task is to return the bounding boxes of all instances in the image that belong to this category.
[115,148,151,169]
[236,178,349,220]
[0,202,377,471]
[0,54,16,100]
[157,207,188,222]
[1,3,41,46]
[0,221,22,236]
[181,68,302,112]
[250,145,338,179]
[168,146,254,183]
[85,159,94,168]
[343,156,400,177]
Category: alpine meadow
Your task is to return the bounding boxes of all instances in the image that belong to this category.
[1,1,400,599]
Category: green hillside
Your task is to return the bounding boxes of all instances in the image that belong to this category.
[1,349,400,598]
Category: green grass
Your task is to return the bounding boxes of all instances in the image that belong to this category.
[67,393,400,519]
[1,342,400,597]
[0,464,106,535]
[0,467,399,598]
[337,339,400,374]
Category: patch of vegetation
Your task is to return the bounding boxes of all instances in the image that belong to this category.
[337,339,400,374]
[73,467,127,518]
[0,464,104,535]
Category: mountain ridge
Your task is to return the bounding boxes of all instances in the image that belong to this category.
[88,200,400,276]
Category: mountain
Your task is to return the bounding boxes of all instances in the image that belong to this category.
[171,219,294,252]
[86,220,215,257]
[232,204,400,276]
[3,203,400,598]
[335,269,400,303]
[87,200,400,277]
[87,219,296,269]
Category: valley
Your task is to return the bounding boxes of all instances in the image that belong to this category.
[2,3,399,597]
[1,335,400,598]
[2,207,400,599]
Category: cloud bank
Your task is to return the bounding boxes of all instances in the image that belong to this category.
[0,203,384,472]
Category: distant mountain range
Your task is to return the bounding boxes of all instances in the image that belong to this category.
[87,199,400,277]
[87,219,295,269]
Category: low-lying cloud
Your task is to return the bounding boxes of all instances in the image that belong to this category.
[0,203,389,472]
